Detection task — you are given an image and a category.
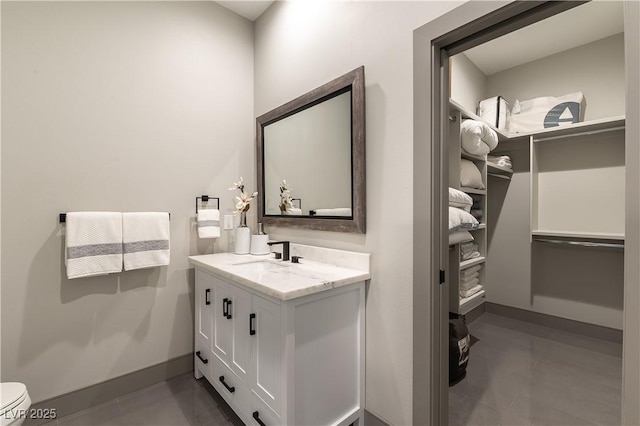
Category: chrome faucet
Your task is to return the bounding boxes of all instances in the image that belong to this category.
[267,241,290,261]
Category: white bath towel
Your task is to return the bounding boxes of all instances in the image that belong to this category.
[197,209,220,239]
[313,208,352,216]
[65,212,123,279]
[460,284,483,299]
[122,212,170,271]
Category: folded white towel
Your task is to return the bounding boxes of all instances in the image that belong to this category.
[461,264,482,276]
[285,208,303,215]
[313,208,352,216]
[65,212,123,279]
[197,209,220,239]
[460,277,480,291]
[460,284,483,298]
[461,272,479,284]
[122,212,170,271]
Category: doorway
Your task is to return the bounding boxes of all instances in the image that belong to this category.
[412,1,640,425]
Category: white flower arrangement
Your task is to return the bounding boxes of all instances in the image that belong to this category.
[279,180,293,213]
[229,176,258,213]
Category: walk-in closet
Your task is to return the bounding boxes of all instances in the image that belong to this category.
[446,2,626,424]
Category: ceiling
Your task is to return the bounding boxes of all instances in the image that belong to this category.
[216,1,274,21]
[463,0,624,76]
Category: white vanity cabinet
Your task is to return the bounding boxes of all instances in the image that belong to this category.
[191,250,369,426]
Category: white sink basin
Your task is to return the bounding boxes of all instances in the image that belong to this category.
[229,259,291,272]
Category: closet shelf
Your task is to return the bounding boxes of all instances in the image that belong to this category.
[461,151,486,162]
[487,162,513,176]
[461,187,486,195]
[450,98,625,143]
[459,289,486,315]
[528,115,625,141]
[460,256,485,270]
[470,224,486,231]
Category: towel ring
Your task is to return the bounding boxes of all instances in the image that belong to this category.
[196,195,220,214]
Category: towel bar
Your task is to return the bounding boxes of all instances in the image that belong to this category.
[59,212,170,223]
[196,195,220,214]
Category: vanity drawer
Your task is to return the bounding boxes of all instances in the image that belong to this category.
[194,341,212,382]
[250,394,281,426]
[211,354,250,417]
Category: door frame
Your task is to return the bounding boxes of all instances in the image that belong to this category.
[412,1,640,424]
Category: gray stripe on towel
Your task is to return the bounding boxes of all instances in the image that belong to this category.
[197,220,220,228]
[67,243,123,259]
[124,240,170,254]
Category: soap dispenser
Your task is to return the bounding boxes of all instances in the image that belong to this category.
[250,223,270,255]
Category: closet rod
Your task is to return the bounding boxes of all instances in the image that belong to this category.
[533,238,623,249]
[534,125,625,143]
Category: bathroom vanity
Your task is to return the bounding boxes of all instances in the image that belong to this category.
[189,245,370,426]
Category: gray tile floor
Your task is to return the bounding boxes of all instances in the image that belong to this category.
[38,374,244,426]
[449,313,623,426]
[32,312,621,426]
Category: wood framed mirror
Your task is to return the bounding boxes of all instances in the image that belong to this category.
[256,66,365,233]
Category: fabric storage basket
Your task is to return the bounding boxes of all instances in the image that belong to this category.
[508,92,585,134]
[477,95,511,130]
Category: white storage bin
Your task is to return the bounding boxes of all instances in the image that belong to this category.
[477,96,511,130]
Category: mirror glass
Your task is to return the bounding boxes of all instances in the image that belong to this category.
[257,66,365,233]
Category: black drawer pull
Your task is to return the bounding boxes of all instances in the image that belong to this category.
[223,298,229,317]
[253,411,267,426]
[249,313,256,335]
[219,376,235,393]
[205,289,211,305]
[195,351,208,364]
[226,299,233,319]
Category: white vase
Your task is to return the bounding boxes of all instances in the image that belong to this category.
[235,212,251,254]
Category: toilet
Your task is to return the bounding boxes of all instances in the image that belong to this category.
[0,383,31,426]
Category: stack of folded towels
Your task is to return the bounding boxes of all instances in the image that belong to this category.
[459,264,483,298]
[460,242,481,261]
[487,155,513,170]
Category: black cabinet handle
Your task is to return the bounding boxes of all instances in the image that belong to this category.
[195,351,208,364]
[205,289,211,305]
[219,376,235,393]
[253,411,267,426]
[226,299,233,319]
[223,298,229,317]
[249,313,256,335]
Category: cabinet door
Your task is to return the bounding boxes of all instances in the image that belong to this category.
[212,276,232,364]
[229,284,252,384]
[195,270,212,346]
[251,295,282,413]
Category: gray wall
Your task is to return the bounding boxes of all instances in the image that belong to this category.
[486,33,625,122]
[450,53,487,114]
[254,2,461,424]
[1,1,254,403]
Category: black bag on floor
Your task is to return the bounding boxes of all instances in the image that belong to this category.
[449,314,470,386]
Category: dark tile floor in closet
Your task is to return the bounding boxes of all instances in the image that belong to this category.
[449,313,623,426]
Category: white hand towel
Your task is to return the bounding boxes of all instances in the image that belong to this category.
[65,212,123,279]
[122,212,170,271]
[197,209,220,239]
[313,208,352,216]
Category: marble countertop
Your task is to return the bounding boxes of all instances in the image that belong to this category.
[189,251,370,301]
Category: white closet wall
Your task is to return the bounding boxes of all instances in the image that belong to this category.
[486,34,625,122]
